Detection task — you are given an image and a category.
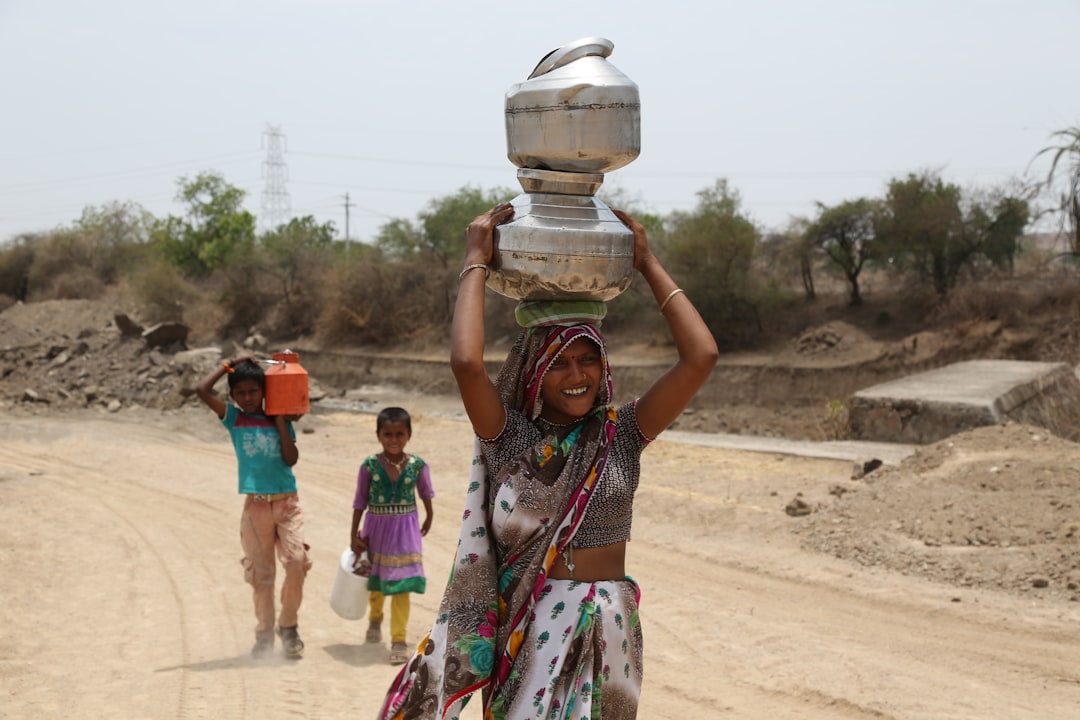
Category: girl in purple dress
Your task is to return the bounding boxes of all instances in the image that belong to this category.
[350,406,434,665]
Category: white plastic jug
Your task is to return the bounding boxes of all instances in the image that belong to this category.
[329,548,369,620]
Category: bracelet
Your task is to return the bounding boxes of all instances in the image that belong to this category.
[459,263,490,280]
[221,360,235,373]
[659,288,686,314]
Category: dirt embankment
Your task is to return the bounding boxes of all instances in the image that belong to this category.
[1,294,1078,444]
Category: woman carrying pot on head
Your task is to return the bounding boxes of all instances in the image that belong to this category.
[379,202,719,720]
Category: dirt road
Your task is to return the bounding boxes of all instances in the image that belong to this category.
[2,405,1079,719]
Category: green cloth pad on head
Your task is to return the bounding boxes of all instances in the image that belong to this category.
[514,299,606,328]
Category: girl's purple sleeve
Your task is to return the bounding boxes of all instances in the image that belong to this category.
[352,462,371,511]
[417,463,435,500]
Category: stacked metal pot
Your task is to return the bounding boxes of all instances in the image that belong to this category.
[488,37,641,302]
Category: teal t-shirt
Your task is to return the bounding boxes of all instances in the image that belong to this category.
[222,404,297,494]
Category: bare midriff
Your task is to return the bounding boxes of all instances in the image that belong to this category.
[548,541,627,582]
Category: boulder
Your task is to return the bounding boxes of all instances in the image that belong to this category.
[142,322,189,349]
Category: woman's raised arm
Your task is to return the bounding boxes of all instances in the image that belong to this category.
[612,209,719,440]
[450,202,515,440]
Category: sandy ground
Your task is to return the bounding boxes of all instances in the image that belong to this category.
[3,399,1080,720]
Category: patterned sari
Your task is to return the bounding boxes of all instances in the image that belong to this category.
[379,325,643,719]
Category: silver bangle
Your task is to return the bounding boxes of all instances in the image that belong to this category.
[459,263,489,280]
[659,287,685,313]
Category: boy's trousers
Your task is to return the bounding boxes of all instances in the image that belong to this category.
[240,494,312,639]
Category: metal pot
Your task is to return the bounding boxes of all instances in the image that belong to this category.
[504,37,640,174]
[488,187,634,302]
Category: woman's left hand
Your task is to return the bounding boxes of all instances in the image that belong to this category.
[612,209,655,272]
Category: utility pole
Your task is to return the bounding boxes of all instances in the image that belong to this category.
[342,192,356,258]
[261,124,291,232]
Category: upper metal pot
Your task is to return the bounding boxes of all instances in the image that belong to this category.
[504,37,641,175]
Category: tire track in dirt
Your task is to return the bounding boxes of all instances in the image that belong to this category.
[0,440,255,719]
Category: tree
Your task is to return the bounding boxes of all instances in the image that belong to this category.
[790,217,818,301]
[154,172,256,276]
[73,201,155,246]
[373,218,423,259]
[376,185,514,266]
[260,216,336,306]
[806,198,881,306]
[70,201,157,284]
[877,172,972,296]
[374,185,515,324]
[1034,124,1080,256]
[257,216,337,337]
[661,179,761,344]
[966,194,1029,274]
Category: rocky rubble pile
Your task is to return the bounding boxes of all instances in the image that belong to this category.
[0,303,221,413]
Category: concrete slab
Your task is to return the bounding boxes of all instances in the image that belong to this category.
[848,360,1080,444]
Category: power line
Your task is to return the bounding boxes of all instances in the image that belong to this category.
[0,150,261,195]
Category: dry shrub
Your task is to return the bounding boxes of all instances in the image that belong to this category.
[264,289,323,340]
[130,260,196,323]
[819,398,851,441]
[317,260,452,346]
[25,229,127,299]
[927,280,1026,327]
[1026,274,1080,310]
[0,239,35,301]
[45,267,106,300]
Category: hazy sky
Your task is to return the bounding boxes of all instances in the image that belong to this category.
[1,0,1076,244]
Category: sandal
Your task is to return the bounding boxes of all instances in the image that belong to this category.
[365,623,382,644]
[389,641,410,665]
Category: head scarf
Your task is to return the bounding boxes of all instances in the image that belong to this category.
[495,323,613,421]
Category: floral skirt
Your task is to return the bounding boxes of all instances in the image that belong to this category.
[485,577,643,720]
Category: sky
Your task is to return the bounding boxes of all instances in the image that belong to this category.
[1,0,1076,245]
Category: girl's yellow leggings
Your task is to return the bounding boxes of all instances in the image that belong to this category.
[368,591,410,643]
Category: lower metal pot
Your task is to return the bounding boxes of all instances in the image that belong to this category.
[488,193,634,302]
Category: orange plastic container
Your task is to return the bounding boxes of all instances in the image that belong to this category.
[264,350,310,416]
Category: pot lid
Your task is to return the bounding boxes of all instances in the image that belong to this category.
[528,37,614,79]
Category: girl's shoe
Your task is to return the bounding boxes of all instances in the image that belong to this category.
[390,641,409,665]
[365,623,382,644]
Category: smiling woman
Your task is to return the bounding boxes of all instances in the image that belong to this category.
[377,202,718,719]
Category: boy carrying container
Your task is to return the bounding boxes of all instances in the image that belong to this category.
[197,356,312,659]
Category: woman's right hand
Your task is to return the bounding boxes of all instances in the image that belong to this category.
[463,202,514,266]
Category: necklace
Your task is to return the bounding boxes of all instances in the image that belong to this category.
[381,453,408,472]
[537,416,584,429]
